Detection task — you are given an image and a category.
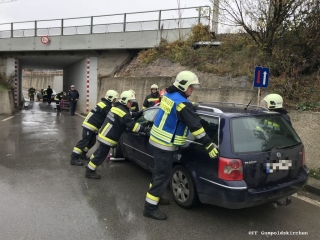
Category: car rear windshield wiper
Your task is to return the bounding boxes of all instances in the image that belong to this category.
[273,143,300,149]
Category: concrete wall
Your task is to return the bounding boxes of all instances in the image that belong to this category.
[21,75,63,92]
[0,57,6,73]
[63,57,98,114]
[98,77,256,109]
[0,90,14,114]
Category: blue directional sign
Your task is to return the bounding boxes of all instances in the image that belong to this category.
[253,66,270,88]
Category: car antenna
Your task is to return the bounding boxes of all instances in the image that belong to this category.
[244,92,257,111]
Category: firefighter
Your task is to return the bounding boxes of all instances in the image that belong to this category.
[46,85,53,104]
[143,71,219,220]
[54,91,66,112]
[154,89,167,105]
[129,89,139,112]
[70,90,120,166]
[28,86,36,101]
[142,84,160,109]
[260,93,292,126]
[85,90,148,179]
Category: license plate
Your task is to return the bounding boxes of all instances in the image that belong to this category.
[265,160,292,173]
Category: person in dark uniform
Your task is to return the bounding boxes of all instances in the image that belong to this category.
[46,85,53,104]
[143,71,219,220]
[54,91,66,112]
[260,93,292,126]
[28,87,36,101]
[85,90,148,179]
[142,84,160,109]
[70,90,119,166]
[68,85,79,116]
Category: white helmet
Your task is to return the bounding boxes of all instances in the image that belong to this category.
[119,90,137,105]
[173,71,200,92]
[261,94,283,109]
[105,90,119,102]
[151,84,158,90]
[128,89,136,95]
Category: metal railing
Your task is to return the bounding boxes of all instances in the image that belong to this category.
[0,6,211,38]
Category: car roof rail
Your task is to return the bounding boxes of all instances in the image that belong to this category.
[199,101,269,111]
[197,105,224,113]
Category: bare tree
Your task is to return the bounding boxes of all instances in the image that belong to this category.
[213,0,309,55]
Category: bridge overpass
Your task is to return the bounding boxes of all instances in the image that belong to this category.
[0,6,211,113]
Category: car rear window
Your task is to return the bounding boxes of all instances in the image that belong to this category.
[231,115,301,153]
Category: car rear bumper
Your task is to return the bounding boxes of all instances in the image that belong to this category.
[196,166,309,209]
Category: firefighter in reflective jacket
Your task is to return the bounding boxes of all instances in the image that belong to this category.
[143,71,219,220]
[143,84,160,109]
[54,91,66,112]
[85,90,148,179]
[70,90,119,166]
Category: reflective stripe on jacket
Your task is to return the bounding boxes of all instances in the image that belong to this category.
[97,102,143,146]
[82,98,112,133]
[150,92,189,150]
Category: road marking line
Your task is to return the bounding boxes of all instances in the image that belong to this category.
[1,116,15,122]
[75,113,85,118]
[292,193,320,207]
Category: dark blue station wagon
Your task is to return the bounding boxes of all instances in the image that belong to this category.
[114,103,309,209]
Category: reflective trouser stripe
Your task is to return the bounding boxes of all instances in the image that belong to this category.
[73,147,82,155]
[149,183,152,188]
[84,147,89,152]
[146,192,159,205]
[88,161,97,170]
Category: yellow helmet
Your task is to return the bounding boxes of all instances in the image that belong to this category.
[105,90,119,102]
[120,90,137,105]
[173,71,200,92]
[151,84,158,90]
[261,94,283,109]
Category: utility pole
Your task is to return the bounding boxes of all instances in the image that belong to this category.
[212,0,219,34]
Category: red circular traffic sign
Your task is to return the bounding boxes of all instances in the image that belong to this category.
[40,36,50,44]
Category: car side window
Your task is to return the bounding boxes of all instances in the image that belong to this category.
[136,108,159,127]
[187,115,219,145]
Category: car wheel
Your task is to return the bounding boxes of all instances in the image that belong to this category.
[170,165,198,208]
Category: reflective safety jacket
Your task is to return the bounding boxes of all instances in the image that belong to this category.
[28,88,36,94]
[150,91,212,151]
[143,93,160,109]
[130,102,139,112]
[82,98,112,133]
[98,102,145,146]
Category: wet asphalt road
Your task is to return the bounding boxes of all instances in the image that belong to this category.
[0,101,320,240]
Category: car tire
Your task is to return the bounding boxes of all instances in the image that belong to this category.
[170,165,198,209]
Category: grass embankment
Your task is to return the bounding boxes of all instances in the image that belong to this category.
[138,24,320,111]
[0,72,12,91]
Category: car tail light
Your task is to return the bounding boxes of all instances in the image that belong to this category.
[302,147,306,166]
[218,157,243,181]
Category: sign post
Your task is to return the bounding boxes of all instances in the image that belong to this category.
[253,66,270,105]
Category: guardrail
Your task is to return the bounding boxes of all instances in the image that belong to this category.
[0,6,210,38]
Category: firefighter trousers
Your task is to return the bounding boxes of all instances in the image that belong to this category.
[87,142,111,170]
[71,128,97,159]
[145,146,175,211]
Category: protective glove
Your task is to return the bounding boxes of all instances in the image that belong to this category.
[205,142,219,158]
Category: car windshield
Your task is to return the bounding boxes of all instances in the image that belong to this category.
[231,115,301,153]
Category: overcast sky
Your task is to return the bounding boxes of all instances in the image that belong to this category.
[0,0,211,23]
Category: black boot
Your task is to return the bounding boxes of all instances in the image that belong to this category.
[159,197,170,205]
[80,152,90,160]
[85,166,101,179]
[143,201,167,220]
[143,209,167,220]
[70,158,83,166]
